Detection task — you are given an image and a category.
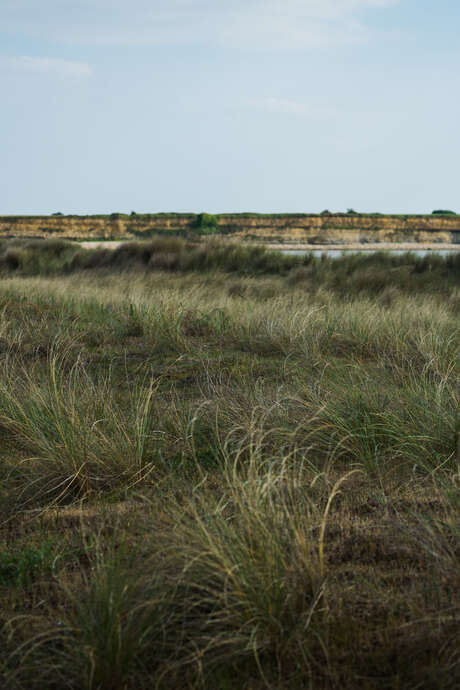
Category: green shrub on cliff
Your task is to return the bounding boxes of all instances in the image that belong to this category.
[192,212,219,235]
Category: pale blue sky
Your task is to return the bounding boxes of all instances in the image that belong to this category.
[1,0,459,214]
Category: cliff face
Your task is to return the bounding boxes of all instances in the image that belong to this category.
[1,214,459,244]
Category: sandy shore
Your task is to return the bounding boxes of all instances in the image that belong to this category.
[266,243,460,251]
[79,241,127,249]
[78,240,460,251]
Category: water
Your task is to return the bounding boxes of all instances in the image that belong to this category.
[280,248,460,258]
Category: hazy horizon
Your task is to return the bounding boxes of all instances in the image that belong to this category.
[2,210,459,217]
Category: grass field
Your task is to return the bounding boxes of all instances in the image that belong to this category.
[0,239,459,689]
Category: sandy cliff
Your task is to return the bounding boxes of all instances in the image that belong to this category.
[1,213,459,245]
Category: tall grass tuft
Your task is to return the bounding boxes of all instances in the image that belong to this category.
[150,446,355,684]
[0,350,159,505]
[61,547,170,690]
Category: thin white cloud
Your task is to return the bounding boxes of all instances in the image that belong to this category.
[1,56,93,77]
[223,13,369,50]
[1,0,402,49]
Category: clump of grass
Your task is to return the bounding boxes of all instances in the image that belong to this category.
[411,472,460,585]
[144,445,358,686]
[3,539,173,690]
[61,549,171,690]
[293,362,459,477]
[0,351,160,505]
[0,239,80,275]
[6,453,350,689]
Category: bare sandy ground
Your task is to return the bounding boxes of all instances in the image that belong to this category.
[79,241,127,249]
[78,240,460,251]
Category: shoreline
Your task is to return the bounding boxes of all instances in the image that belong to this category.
[253,242,460,251]
[77,240,460,251]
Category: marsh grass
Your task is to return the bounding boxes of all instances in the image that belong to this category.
[0,352,160,506]
[5,459,351,690]
[0,236,459,295]
[0,248,459,688]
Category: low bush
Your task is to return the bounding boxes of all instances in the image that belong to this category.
[192,212,219,235]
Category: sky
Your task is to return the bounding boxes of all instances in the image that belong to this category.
[1,0,459,214]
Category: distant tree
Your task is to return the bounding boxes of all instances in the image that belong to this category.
[192,213,219,235]
[320,209,331,215]
[432,209,456,216]
[346,208,358,215]
[51,212,63,216]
